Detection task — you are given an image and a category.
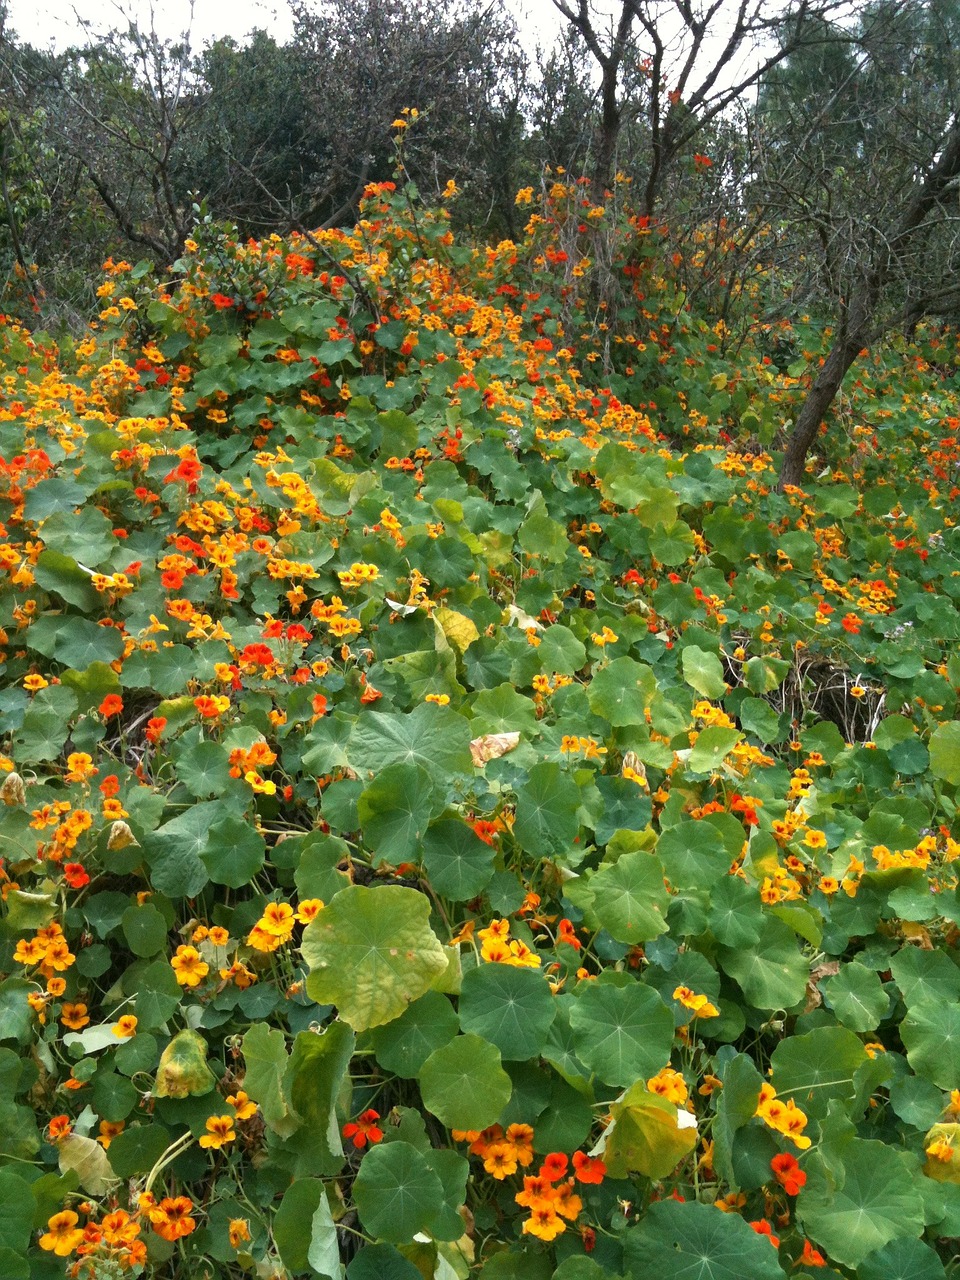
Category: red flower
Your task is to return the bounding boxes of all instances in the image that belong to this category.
[749,1220,779,1248]
[797,1240,827,1267]
[99,695,124,717]
[64,863,90,889]
[145,716,167,744]
[770,1152,806,1196]
[540,1152,569,1182]
[572,1151,606,1184]
[343,1110,383,1150]
[210,293,235,309]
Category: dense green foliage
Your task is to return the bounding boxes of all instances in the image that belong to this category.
[3,151,960,1278]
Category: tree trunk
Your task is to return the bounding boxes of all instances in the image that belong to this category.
[778,322,867,488]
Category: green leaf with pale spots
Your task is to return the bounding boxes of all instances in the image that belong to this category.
[302,886,448,1031]
[681,646,727,699]
[603,1083,697,1179]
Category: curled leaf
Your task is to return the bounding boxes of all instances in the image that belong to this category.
[469,732,520,767]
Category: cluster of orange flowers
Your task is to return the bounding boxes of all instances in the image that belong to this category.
[477,918,541,968]
[246,899,323,953]
[755,1083,811,1149]
[451,1125,607,1241]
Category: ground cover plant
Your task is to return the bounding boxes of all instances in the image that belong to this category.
[5,158,960,1279]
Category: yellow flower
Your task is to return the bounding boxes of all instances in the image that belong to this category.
[227,1090,258,1120]
[39,1210,84,1256]
[112,1014,138,1038]
[170,945,209,987]
[199,1114,237,1150]
[229,1217,252,1247]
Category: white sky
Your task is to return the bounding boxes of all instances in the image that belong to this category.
[5,0,564,52]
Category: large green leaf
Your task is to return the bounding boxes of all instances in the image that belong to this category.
[657,820,731,890]
[282,1024,355,1176]
[357,762,439,864]
[681,646,728,699]
[353,1142,444,1244]
[421,820,495,901]
[821,963,888,1032]
[302,886,448,1031]
[770,1026,868,1121]
[568,979,673,1087]
[347,706,473,781]
[587,657,657,727]
[587,850,669,943]
[901,1000,960,1088]
[929,721,960,785]
[203,814,266,888]
[718,918,808,1011]
[624,1199,787,1279]
[457,963,556,1060]
[797,1139,925,1268]
[370,990,460,1078]
[857,1239,946,1280]
[513,761,580,856]
[418,1034,512,1129]
[242,1023,296,1137]
[688,726,742,774]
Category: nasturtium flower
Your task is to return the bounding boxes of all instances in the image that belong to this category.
[170,945,209,987]
[229,1218,252,1247]
[771,1152,806,1195]
[343,1109,383,1149]
[227,1090,257,1120]
[61,1003,90,1030]
[39,1210,84,1256]
[148,1196,197,1241]
[199,1114,237,1150]
[112,1015,138,1038]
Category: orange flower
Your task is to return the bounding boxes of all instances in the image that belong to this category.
[112,1014,138,1038]
[48,1115,73,1141]
[227,1090,257,1120]
[540,1152,569,1182]
[770,1151,806,1195]
[229,1217,252,1247]
[61,1002,90,1030]
[98,694,124,717]
[39,1210,84,1256]
[343,1109,383,1149]
[149,1196,196,1242]
[572,1151,607,1184]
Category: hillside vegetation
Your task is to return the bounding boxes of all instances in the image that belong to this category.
[3,163,960,1278]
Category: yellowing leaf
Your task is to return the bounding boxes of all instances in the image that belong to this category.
[58,1134,118,1196]
[154,1029,216,1098]
[435,607,479,654]
[600,1083,698,1180]
[302,885,449,1031]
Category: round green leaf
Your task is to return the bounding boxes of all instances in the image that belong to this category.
[121,903,168,958]
[513,761,580,856]
[352,1141,444,1245]
[370,990,460,1078]
[719,918,808,1011]
[929,721,960,785]
[821,962,888,1032]
[770,1026,868,1121]
[419,1034,512,1129]
[568,979,674,1087]
[357,762,439,864]
[588,850,669,943]
[348,1245,422,1280]
[106,1124,171,1178]
[174,740,233,798]
[624,1198,787,1279]
[681,646,728,699]
[797,1140,925,1268]
[587,657,657,727]
[202,814,266,888]
[302,885,448,1031]
[457,963,556,1060]
[421,819,495,901]
[657,820,731,890]
[901,1000,960,1088]
[857,1238,946,1280]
